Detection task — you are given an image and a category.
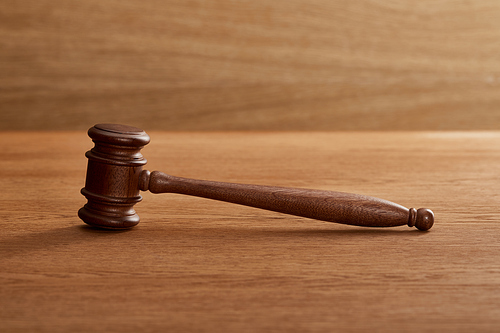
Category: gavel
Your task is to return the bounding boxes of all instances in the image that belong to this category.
[78,124,434,231]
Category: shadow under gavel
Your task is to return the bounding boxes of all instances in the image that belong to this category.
[78,124,434,231]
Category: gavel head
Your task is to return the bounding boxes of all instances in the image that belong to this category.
[78,124,150,229]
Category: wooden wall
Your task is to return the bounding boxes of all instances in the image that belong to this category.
[1,0,500,130]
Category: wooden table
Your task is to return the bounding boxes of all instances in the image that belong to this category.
[1,131,499,332]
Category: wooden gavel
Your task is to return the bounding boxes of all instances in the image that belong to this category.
[78,124,434,231]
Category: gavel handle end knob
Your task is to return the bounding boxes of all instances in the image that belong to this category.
[408,208,434,231]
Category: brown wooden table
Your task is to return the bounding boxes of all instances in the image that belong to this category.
[1,131,499,332]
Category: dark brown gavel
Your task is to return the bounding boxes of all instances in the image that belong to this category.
[78,124,434,231]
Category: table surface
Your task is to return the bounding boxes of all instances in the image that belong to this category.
[1,131,499,332]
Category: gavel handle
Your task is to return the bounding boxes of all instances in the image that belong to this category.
[139,170,434,231]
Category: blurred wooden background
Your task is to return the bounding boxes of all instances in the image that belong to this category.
[1,0,500,131]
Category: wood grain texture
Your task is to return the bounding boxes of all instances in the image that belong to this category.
[1,0,500,130]
[1,131,500,332]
